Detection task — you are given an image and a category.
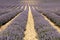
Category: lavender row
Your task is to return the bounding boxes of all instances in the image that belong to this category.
[0,7,28,40]
[42,11,60,27]
[31,7,60,40]
[53,10,60,16]
[0,6,25,26]
[35,5,60,16]
[35,7,60,27]
[0,4,23,16]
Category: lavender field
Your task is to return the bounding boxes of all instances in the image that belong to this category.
[0,0,60,40]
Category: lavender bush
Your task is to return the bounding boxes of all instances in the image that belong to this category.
[31,8,60,40]
[0,8,28,40]
[35,7,60,27]
[0,6,24,26]
[43,12,60,27]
